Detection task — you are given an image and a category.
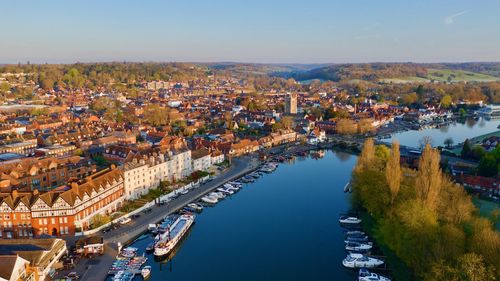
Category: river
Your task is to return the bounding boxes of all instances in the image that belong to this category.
[122,150,357,281]
[117,118,499,281]
[381,117,500,148]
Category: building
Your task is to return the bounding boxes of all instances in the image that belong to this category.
[0,156,96,191]
[284,92,298,114]
[0,141,37,157]
[34,145,76,158]
[123,148,193,200]
[0,166,124,237]
[0,254,34,281]
[191,148,212,172]
[75,236,104,256]
[0,238,66,281]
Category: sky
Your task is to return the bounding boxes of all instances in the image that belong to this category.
[1,0,500,64]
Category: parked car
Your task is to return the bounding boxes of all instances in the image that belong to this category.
[119,217,131,225]
[65,272,80,280]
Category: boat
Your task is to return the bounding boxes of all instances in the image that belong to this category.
[141,266,152,279]
[217,187,234,195]
[209,192,225,199]
[146,242,155,252]
[342,253,384,268]
[345,236,370,244]
[346,230,365,237]
[224,183,240,191]
[201,195,218,204]
[345,241,373,252]
[187,203,203,212]
[119,247,138,258]
[154,214,195,257]
[358,268,391,281]
[339,216,361,224]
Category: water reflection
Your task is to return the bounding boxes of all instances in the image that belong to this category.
[334,150,352,162]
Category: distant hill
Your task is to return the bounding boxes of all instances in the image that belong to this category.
[207,63,330,76]
[279,62,500,83]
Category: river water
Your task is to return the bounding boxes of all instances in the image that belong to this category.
[124,150,357,281]
[381,117,499,148]
[120,118,499,281]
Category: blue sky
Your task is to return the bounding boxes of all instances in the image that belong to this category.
[1,0,499,63]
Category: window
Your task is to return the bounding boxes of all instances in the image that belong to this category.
[64,217,67,223]
[51,218,55,224]
[43,218,47,225]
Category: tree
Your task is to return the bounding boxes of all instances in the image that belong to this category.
[415,144,442,210]
[336,118,357,135]
[386,141,401,205]
[461,139,472,158]
[355,138,375,172]
[477,154,498,177]
[280,116,293,129]
[419,136,433,149]
[444,137,454,148]
[440,95,452,108]
[357,118,374,134]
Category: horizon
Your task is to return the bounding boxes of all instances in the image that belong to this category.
[1,0,500,63]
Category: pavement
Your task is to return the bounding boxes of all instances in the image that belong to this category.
[59,155,259,281]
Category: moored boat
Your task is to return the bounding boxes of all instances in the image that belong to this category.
[154,214,195,257]
[342,253,384,268]
[141,266,152,279]
[358,268,391,281]
[339,216,362,224]
[345,241,373,252]
[201,195,218,204]
[187,202,203,212]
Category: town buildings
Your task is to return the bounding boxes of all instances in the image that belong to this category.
[0,166,124,237]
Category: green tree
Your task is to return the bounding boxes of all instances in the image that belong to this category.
[386,141,401,205]
[440,95,452,108]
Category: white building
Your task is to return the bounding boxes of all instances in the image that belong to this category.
[192,148,212,172]
[123,149,192,200]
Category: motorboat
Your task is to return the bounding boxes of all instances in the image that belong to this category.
[339,216,361,224]
[345,236,370,244]
[187,203,203,212]
[209,192,225,199]
[118,247,138,259]
[201,195,218,204]
[358,268,391,281]
[346,230,365,237]
[224,183,239,191]
[217,187,234,195]
[345,241,373,252]
[342,253,384,268]
[141,266,152,279]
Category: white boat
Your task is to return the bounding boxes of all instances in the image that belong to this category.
[342,253,384,268]
[224,183,239,191]
[201,195,218,204]
[358,268,391,281]
[346,230,365,237]
[141,266,152,279]
[217,187,234,195]
[345,241,373,251]
[339,216,361,224]
[209,192,225,199]
[154,214,195,257]
[187,203,203,212]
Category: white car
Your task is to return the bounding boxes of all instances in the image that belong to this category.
[119,217,132,225]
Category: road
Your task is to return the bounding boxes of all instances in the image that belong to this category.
[60,155,259,281]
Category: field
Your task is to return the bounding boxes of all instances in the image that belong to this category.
[379,68,500,84]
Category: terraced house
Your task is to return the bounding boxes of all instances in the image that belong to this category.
[0,166,124,238]
[0,156,96,191]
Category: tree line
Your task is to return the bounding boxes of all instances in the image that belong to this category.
[352,139,499,280]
